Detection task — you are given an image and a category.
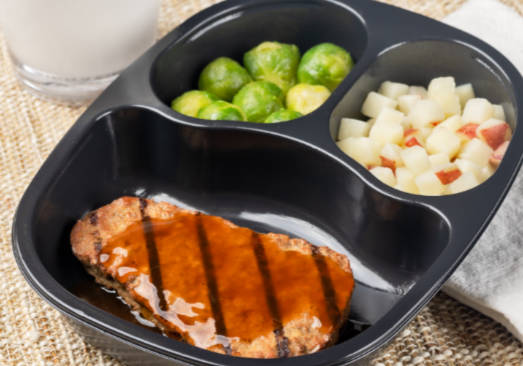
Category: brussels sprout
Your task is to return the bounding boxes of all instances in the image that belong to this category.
[297,43,353,91]
[286,83,330,115]
[232,81,284,122]
[198,57,252,101]
[197,100,246,121]
[265,109,302,123]
[171,90,218,117]
[244,41,300,93]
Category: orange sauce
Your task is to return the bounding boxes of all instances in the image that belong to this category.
[98,211,354,354]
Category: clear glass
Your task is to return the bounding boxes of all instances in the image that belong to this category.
[0,0,160,105]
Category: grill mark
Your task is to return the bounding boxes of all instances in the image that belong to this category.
[139,198,168,312]
[251,233,289,357]
[312,247,341,326]
[195,213,231,355]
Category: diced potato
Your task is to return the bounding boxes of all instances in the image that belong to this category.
[425,126,461,158]
[397,94,421,115]
[338,118,370,140]
[370,167,396,186]
[375,107,405,125]
[462,98,493,123]
[456,83,475,107]
[448,172,479,194]
[476,118,512,149]
[430,93,461,117]
[490,141,509,167]
[429,153,450,168]
[455,158,482,180]
[428,76,456,98]
[337,137,380,166]
[456,122,480,142]
[361,92,397,118]
[409,86,428,98]
[408,99,445,128]
[378,81,409,100]
[434,163,462,185]
[480,165,494,182]
[401,146,430,175]
[395,167,418,194]
[369,110,404,146]
[458,138,493,166]
[439,115,463,132]
[380,143,403,167]
[492,104,506,120]
[415,171,445,195]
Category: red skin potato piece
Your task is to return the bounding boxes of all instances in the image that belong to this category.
[479,122,511,149]
[435,168,462,185]
[457,123,479,139]
[490,140,509,166]
[380,156,396,173]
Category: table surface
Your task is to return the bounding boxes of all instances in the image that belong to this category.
[0,0,522,365]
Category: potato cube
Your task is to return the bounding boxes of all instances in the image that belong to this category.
[434,163,462,185]
[492,104,506,120]
[490,141,509,167]
[369,109,404,146]
[439,115,463,132]
[397,94,421,115]
[378,81,409,100]
[337,137,380,166]
[408,99,445,128]
[458,138,493,166]
[338,118,370,140]
[380,143,403,168]
[428,76,456,98]
[429,153,450,168]
[448,172,479,194]
[409,86,428,98]
[361,92,397,118]
[455,83,475,107]
[462,98,493,123]
[455,158,482,180]
[395,167,418,194]
[430,93,461,117]
[401,146,430,174]
[480,165,494,182]
[425,126,461,158]
[476,118,512,149]
[375,107,405,125]
[370,167,396,186]
[415,171,445,195]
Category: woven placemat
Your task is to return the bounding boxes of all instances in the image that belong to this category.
[0,0,521,365]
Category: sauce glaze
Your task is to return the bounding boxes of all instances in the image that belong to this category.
[98,211,354,353]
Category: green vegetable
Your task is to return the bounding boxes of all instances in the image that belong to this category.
[171,90,218,117]
[265,109,302,123]
[198,57,252,101]
[232,81,284,122]
[286,83,330,115]
[197,100,246,121]
[297,43,353,91]
[244,41,300,93]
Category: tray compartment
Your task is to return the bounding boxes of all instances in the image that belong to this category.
[330,40,517,140]
[151,0,368,108]
[29,106,448,346]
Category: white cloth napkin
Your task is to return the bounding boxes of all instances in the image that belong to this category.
[441,0,523,343]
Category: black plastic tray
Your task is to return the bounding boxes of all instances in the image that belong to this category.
[12,0,523,365]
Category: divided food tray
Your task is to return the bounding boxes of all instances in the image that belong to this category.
[12,0,523,365]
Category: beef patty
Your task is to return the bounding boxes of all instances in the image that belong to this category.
[71,196,354,358]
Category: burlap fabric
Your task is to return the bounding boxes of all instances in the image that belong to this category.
[0,0,522,365]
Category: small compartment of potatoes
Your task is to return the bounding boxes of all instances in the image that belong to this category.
[330,41,516,196]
